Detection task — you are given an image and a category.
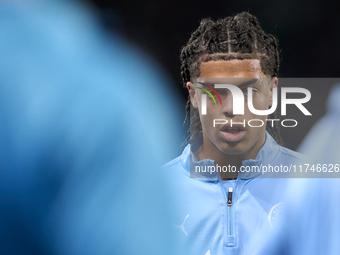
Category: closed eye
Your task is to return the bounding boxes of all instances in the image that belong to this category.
[243,87,258,95]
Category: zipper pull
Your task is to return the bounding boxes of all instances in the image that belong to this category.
[227,187,233,206]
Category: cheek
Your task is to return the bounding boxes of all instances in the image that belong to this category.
[244,93,271,124]
[199,107,223,131]
[247,92,270,111]
[199,113,215,129]
[199,115,209,126]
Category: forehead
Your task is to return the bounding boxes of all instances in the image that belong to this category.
[199,59,266,78]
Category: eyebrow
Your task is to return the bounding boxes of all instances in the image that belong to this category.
[237,78,261,88]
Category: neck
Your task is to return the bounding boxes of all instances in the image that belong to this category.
[195,132,266,180]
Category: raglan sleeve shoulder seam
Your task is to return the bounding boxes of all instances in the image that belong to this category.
[278,146,306,161]
[162,156,181,170]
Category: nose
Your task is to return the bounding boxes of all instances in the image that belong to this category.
[222,91,235,118]
[215,84,245,117]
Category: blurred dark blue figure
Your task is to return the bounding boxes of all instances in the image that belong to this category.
[0,0,183,254]
[255,85,340,255]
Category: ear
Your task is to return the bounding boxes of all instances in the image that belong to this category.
[269,77,278,107]
[187,82,198,108]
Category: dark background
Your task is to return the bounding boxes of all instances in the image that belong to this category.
[89,0,340,150]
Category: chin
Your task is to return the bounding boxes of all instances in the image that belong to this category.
[217,142,249,156]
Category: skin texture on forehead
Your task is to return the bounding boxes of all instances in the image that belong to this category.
[199,59,267,78]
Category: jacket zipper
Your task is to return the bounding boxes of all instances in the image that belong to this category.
[226,186,235,246]
[227,187,233,206]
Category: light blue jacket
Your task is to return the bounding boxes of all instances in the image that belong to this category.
[0,1,183,254]
[256,85,340,255]
[164,132,303,255]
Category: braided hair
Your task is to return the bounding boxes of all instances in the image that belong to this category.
[180,12,283,145]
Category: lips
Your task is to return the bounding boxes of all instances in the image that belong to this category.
[220,123,246,142]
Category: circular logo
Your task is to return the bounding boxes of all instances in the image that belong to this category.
[268,202,285,228]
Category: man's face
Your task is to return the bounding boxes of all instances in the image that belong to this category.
[188,59,277,156]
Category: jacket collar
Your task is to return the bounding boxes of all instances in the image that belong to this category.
[180,131,280,181]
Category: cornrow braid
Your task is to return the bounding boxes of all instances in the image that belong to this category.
[181,12,283,145]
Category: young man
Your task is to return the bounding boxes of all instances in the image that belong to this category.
[164,12,303,255]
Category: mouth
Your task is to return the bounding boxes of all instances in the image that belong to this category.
[220,124,246,142]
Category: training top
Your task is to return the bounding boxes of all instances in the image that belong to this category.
[256,85,340,255]
[163,131,303,255]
